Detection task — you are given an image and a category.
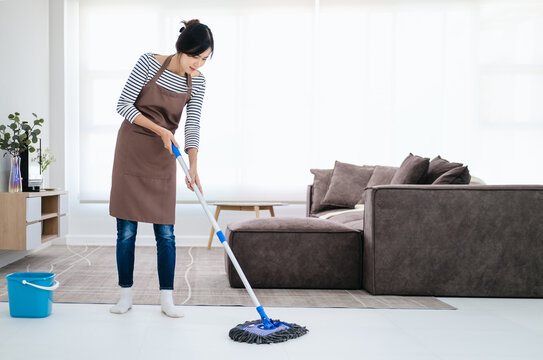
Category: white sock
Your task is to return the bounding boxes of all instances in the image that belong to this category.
[160,290,184,318]
[110,287,133,314]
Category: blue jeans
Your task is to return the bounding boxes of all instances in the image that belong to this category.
[115,218,176,290]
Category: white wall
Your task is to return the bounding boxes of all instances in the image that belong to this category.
[0,0,50,190]
[0,0,50,265]
[49,0,66,191]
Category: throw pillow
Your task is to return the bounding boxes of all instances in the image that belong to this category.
[309,169,335,213]
[390,153,430,184]
[321,161,375,208]
[360,165,398,203]
[424,155,463,184]
[433,166,471,184]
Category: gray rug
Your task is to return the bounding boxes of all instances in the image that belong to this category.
[0,245,455,310]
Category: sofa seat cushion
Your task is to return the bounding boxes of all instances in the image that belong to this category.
[227,216,359,233]
[225,217,363,289]
[311,207,364,231]
[326,212,364,232]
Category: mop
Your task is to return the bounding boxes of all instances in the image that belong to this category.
[172,143,308,344]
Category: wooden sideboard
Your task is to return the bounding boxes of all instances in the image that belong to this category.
[0,190,68,250]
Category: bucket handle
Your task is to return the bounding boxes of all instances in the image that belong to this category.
[22,279,60,291]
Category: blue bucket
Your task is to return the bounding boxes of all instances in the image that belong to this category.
[5,272,60,318]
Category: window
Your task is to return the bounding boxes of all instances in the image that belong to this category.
[78,0,543,201]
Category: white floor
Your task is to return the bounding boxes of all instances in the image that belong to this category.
[1,298,542,360]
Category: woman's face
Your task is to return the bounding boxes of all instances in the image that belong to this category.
[180,47,212,76]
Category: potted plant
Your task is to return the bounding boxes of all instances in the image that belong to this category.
[0,112,44,192]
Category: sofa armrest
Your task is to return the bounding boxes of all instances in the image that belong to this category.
[363,184,543,296]
[306,185,313,218]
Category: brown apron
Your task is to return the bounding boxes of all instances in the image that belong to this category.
[109,54,192,225]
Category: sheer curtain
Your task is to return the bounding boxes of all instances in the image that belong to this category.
[78,0,543,202]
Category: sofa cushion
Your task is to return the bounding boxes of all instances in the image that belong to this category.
[433,166,471,184]
[309,169,335,213]
[322,161,374,208]
[227,216,358,233]
[424,156,463,184]
[365,166,398,187]
[390,153,429,184]
[361,165,398,203]
[325,211,364,232]
[314,205,364,219]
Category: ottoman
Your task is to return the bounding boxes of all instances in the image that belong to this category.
[224,217,363,289]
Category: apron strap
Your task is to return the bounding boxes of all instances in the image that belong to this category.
[151,54,192,102]
[150,54,175,84]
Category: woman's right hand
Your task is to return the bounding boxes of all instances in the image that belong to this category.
[158,127,180,156]
[133,115,180,156]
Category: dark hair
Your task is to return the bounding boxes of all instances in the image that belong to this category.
[176,19,214,59]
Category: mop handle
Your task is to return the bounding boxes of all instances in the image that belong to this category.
[172,144,262,310]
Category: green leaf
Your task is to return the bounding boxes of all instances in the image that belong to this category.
[34,120,41,125]
[34,129,41,135]
[0,125,5,131]
[8,114,14,119]
[22,124,31,131]
[32,136,37,143]
[32,113,37,117]
[9,123,17,130]
[4,133,10,141]
[15,112,20,116]
[29,147,35,153]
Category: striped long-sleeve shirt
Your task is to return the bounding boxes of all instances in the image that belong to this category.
[116,52,206,153]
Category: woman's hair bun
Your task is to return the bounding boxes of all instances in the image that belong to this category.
[180,19,200,33]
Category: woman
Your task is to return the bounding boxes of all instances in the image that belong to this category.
[109,19,213,317]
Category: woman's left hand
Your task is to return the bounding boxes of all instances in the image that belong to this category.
[185,168,203,194]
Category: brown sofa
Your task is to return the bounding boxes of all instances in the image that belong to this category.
[226,183,543,297]
[225,154,543,297]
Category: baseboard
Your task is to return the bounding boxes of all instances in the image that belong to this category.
[55,234,215,248]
